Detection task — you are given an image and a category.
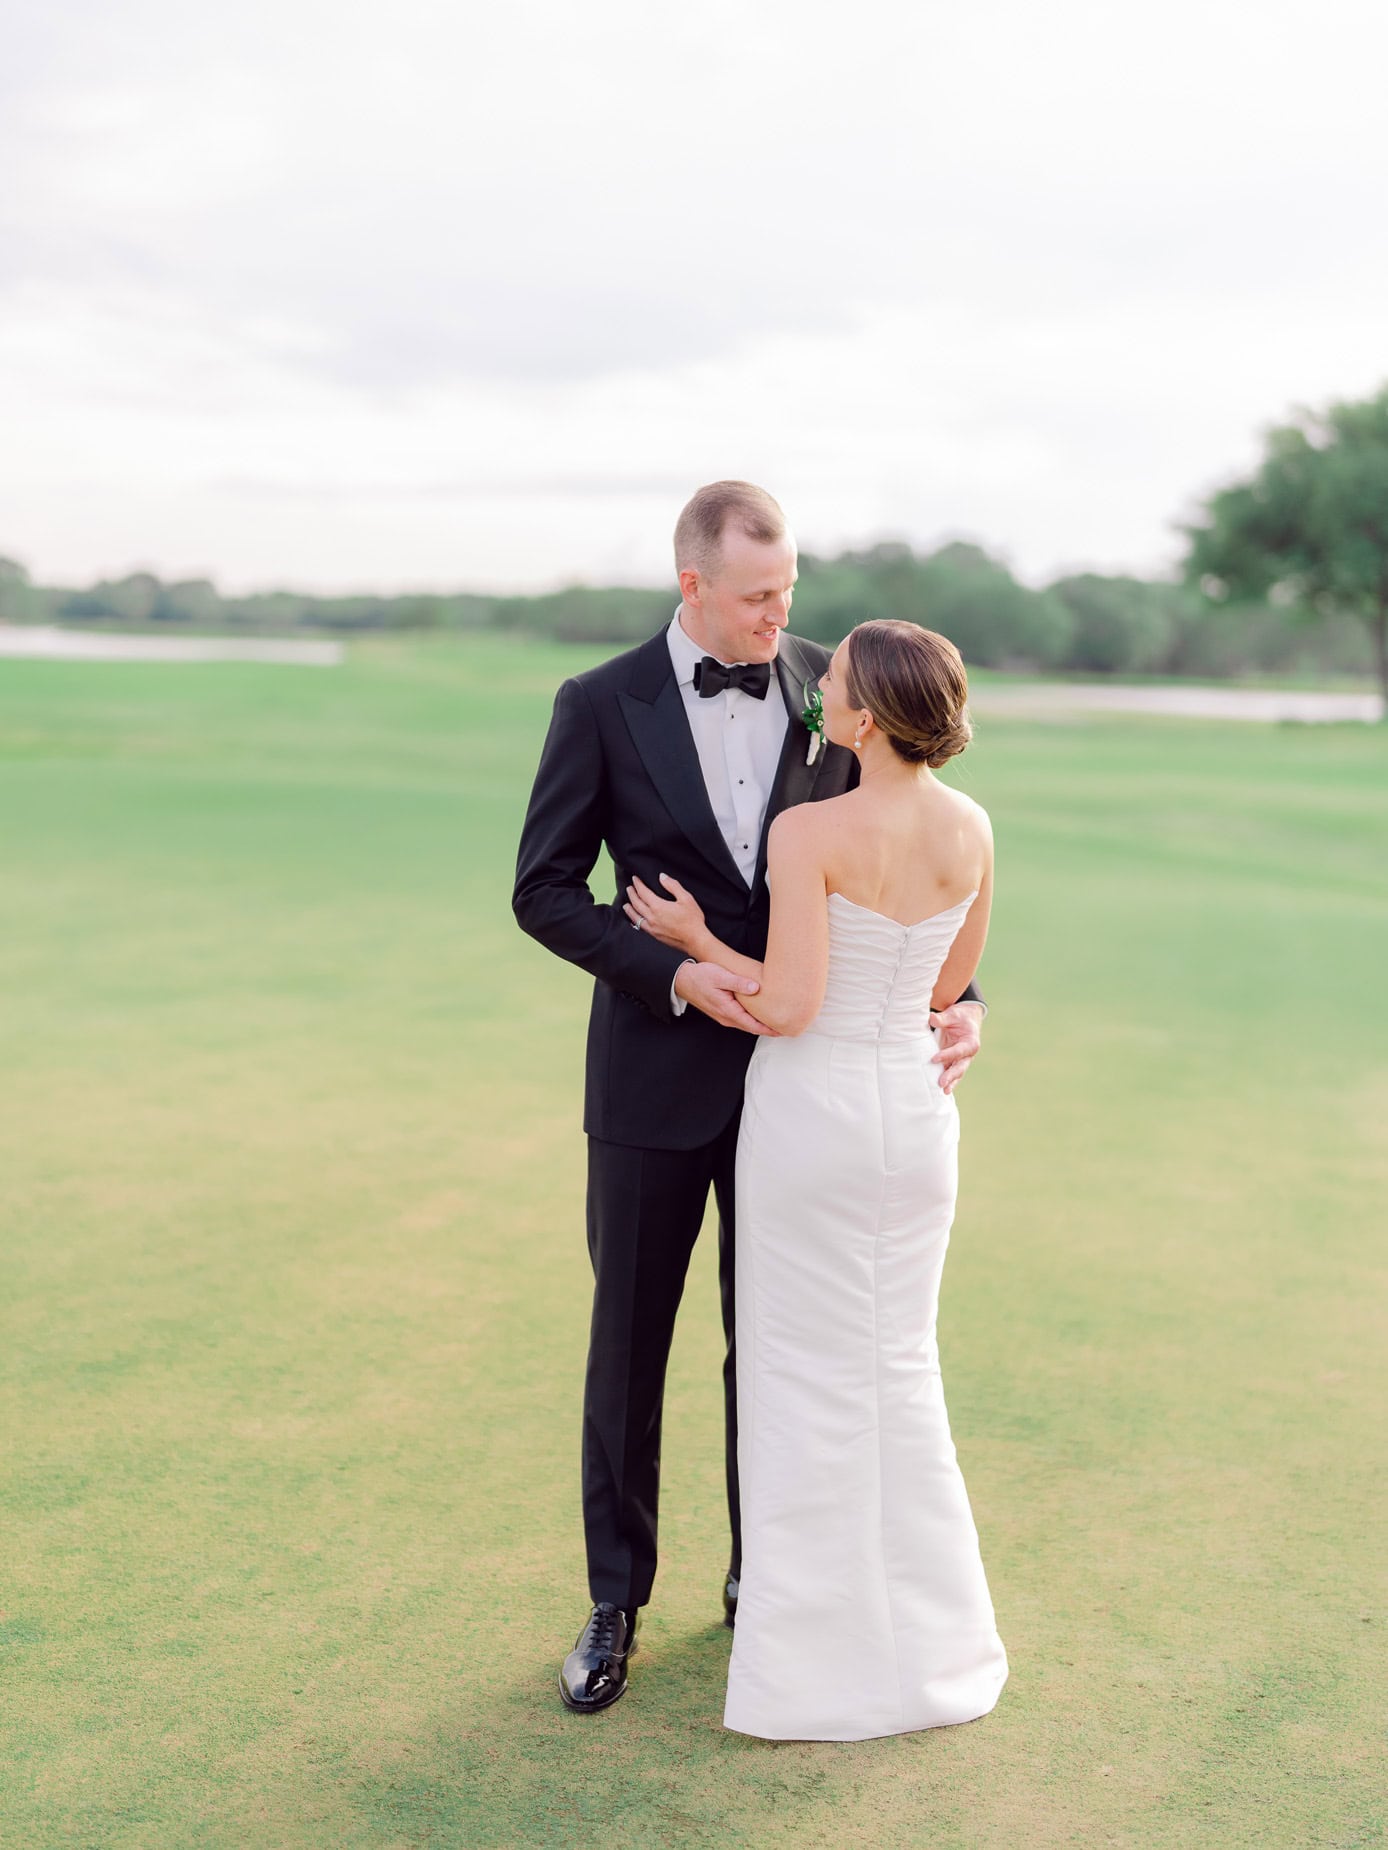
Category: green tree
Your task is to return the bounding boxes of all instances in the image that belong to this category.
[1184,386,1388,707]
[0,556,40,624]
[104,572,163,624]
[916,543,1074,670]
[1049,574,1178,674]
[154,579,222,625]
[493,584,672,643]
[788,553,894,643]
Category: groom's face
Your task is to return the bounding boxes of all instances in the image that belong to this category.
[682,528,798,665]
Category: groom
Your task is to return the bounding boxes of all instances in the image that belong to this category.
[513,482,986,1711]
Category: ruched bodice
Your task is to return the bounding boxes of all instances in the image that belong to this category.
[806,891,978,1043]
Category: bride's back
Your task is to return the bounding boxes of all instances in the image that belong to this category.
[820,777,989,927]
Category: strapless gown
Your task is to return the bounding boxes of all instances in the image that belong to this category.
[723,890,1008,1741]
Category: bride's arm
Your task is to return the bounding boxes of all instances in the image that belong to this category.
[738,810,830,1033]
[624,810,831,1035]
[931,816,994,1009]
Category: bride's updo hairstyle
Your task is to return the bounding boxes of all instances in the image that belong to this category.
[843,620,972,768]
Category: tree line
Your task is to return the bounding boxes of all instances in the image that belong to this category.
[0,543,1373,684]
[3,383,1385,696]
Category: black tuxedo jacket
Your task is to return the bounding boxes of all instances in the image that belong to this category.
[514,627,856,1149]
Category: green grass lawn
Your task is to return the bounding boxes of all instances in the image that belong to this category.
[2,635,1384,1849]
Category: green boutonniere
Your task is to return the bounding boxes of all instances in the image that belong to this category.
[801,682,825,765]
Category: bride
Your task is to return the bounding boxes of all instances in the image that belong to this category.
[624,618,1008,1742]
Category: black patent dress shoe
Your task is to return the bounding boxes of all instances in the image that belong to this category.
[559,1602,639,1712]
[723,1571,739,1630]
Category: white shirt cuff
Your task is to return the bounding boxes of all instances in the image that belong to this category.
[670,959,696,1016]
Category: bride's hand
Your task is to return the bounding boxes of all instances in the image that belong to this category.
[624,873,707,954]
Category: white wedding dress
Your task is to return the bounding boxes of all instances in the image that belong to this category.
[724,890,1008,1742]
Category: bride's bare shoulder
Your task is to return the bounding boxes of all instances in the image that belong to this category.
[936,781,992,837]
[772,789,863,843]
[767,794,861,872]
[770,798,834,848]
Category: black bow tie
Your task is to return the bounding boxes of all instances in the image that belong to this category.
[693,657,772,700]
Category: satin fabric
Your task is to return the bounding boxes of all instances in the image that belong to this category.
[724,891,1008,1742]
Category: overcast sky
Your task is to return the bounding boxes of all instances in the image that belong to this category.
[3,0,1386,594]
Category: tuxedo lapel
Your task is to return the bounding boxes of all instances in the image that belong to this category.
[617,632,747,892]
[752,633,825,891]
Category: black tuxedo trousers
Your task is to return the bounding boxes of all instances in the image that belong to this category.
[583,1113,743,1609]
[513,626,979,1610]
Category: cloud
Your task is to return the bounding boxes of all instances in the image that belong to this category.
[2,0,1387,587]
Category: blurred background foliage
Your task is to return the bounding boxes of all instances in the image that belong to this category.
[3,383,1384,690]
[1,543,1374,683]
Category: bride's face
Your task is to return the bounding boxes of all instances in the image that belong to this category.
[819,638,865,748]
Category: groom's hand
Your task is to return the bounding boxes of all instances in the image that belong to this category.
[929,1001,984,1095]
[675,961,775,1036]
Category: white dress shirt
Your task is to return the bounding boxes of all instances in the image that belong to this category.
[665,608,789,1014]
[666,609,789,886]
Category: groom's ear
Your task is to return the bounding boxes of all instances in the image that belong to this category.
[679,567,703,606]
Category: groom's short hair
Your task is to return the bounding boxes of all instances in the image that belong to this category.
[674,481,787,578]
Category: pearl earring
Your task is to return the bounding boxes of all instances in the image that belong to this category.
[853,738,862,750]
